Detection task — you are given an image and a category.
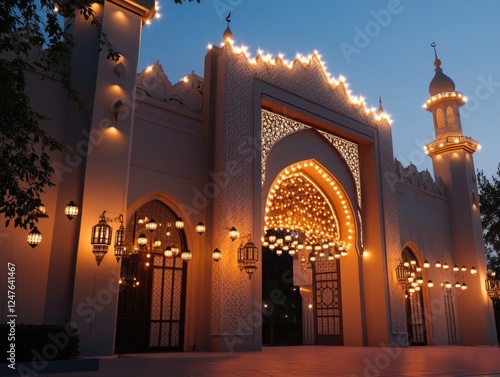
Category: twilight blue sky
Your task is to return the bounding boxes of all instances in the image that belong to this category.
[138,0,500,178]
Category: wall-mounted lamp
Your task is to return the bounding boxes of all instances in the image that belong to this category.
[112,100,124,122]
[27,227,42,248]
[238,240,258,279]
[229,226,239,242]
[64,201,79,220]
[91,211,113,266]
[115,62,126,76]
[33,203,47,218]
[196,222,206,235]
[114,214,125,262]
[212,248,221,262]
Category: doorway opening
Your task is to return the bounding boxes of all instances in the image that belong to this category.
[262,160,354,346]
[115,200,188,353]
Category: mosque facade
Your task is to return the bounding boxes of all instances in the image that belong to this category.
[1,0,497,356]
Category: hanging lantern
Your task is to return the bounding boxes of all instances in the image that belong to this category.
[470,266,477,275]
[64,201,79,220]
[33,203,47,218]
[396,262,410,290]
[196,222,206,235]
[175,218,184,230]
[145,218,158,232]
[427,280,434,288]
[212,248,222,262]
[91,211,113,266]
[164,245,173,258]
[153,239,162,249]
[423,260,430,269]
[27,227,42,248]
[114,215,125,262]
[238,240,258,279]
[229,226,239,242]
[171,245,180,256]
[181,249,192,261]
[137,233,148,248]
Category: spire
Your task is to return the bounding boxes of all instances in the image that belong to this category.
[378,96,384,115]
[428,42,455,96]
[431,42,442,73]
[222,11,233,42]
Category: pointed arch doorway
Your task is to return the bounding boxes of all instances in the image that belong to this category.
[115,200,188,353]
[400,247,427,345]
[263,159,357,346]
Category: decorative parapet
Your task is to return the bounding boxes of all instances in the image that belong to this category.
[136,61,203,113]
[394,159,446,196]
[424,135,480,157]
[422,91,466,110]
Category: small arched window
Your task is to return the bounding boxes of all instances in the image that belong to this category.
[436,108,445,128]
[446,106,456,127]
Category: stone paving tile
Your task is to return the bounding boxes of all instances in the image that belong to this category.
[36,345,500,377]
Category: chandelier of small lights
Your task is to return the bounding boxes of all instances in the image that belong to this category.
[396,259,480,297]
[264,168,349,265]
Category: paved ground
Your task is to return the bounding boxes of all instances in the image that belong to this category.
[18,345,500,377]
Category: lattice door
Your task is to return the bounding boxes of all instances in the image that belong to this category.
[148,253,186,349]
[407,290,427,345]
[313,257,343,345]
[115,200,187,353]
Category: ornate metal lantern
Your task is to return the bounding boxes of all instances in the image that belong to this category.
[396,262,410,290]
[196,222,206,235]
[27,227,42,248]
[229,226,239,242]
[212,248,221,262]
[64,201,79,220]
[91,211,112,266]
[238,240,258,279]
[114,214,125,262]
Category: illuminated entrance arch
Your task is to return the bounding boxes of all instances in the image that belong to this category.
[263,158,361,345]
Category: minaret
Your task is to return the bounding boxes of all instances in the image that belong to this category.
[423,44,497,345]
